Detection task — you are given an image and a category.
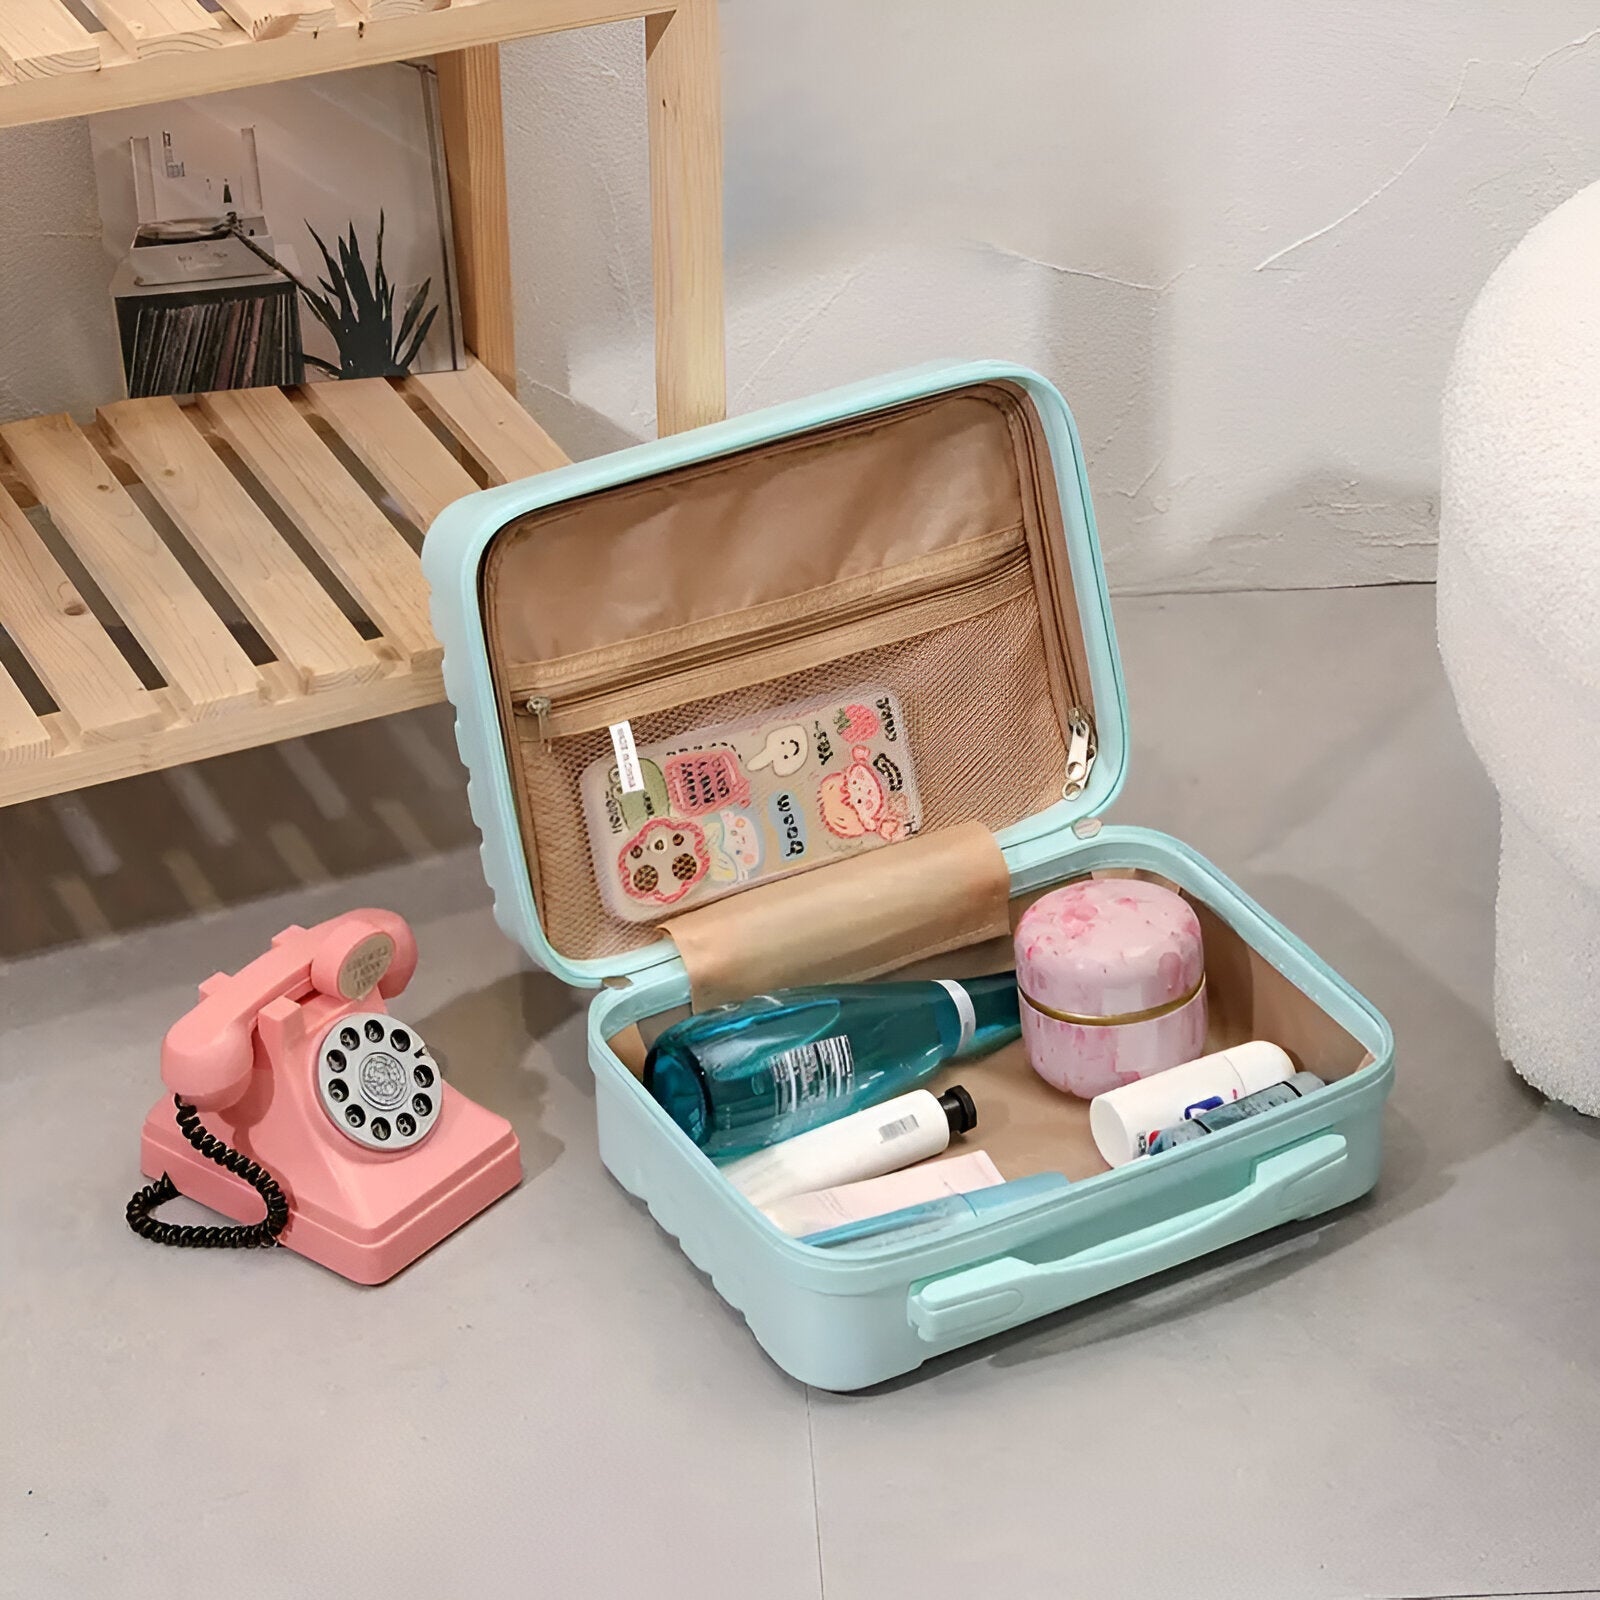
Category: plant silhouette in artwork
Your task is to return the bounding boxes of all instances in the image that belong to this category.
[298,213,438,378]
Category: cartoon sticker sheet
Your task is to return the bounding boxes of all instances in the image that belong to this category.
[580,687,923,923]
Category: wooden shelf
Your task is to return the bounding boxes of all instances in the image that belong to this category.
[0,359,567,807]
[0,0,669,130]
[0,0,724,806]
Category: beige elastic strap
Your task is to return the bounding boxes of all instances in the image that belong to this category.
[663,820,1012,1012]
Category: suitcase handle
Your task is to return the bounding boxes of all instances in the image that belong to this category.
[906,1132,1349,1343]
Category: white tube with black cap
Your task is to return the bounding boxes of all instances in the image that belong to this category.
[721,1085,979,1209]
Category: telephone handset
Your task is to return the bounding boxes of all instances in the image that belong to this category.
[127,910,522,1284]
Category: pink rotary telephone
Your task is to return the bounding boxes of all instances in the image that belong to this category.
[127,910,521,1283]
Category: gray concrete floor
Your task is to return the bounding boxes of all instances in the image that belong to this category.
[4,584,1599,1600]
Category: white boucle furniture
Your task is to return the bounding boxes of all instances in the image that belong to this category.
[1439,178,1600,1115]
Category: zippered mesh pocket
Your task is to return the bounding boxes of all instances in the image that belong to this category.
[513,589,1068,962]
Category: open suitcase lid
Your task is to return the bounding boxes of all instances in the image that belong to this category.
[424,360,1129,990]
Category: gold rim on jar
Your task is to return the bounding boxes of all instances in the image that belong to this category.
[1018,975,1206,1028]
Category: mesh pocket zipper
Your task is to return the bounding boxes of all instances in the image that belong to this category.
[510,539,1053,742]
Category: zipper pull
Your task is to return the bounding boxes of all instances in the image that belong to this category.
[521,694,552,750]
[1063,708,1096,800]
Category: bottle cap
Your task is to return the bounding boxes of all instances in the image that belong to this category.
[938,1085,978,1135]
[643,1044,712,1145]
[1228,1041,1297,1096]
[947,973,1021,1055]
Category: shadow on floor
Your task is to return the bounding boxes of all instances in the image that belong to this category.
[410,966,589,1183]
[0,704,479,963]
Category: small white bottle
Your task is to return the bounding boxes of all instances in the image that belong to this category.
[1088,1041,1295,1166]
[720,1086,978,1208]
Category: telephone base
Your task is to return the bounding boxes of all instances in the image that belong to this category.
[140,1097,522,1285]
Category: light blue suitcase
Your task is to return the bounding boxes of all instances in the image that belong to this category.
[423,362,1394,1390]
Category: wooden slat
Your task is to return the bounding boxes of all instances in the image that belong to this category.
[99,396,381,693]
[93,0,227,57]
[350,0,448,17]
[0,422,144,509]
[0,0,673,131]
[0,1,100,79]
[1,413,264,718]
[406,361,570,483]
[303,379,480,530]
[0,661,52,764]
[437,46,515,392]
[0,661,445,807]
[211,0,335,40]
[645,0,726,434]
[0,485,165,742]
[200,387,441,668]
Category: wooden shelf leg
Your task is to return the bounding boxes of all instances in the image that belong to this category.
[646,0,726,436]
[437,44,517,396]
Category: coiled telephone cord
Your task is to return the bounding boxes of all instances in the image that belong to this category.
[125,1096,289,1250]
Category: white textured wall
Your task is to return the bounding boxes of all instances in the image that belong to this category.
[4,2,1599,591]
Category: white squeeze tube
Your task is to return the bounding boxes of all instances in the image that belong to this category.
[1088,1041,1295,1167]
[721,1086,979,1209]
[761,1150,1005,1237]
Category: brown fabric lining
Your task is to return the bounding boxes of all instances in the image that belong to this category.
[514,593,1067,960]
[915,875,1373,1179]
[485,392,1032,663]
[505,524,1028,704]
[1000,381,1086,740]
[624,869,1375,1179]
[506,537,1035,740]
[478,382,1096,966]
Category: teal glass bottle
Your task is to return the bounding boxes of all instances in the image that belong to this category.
[644,974,1020,1159]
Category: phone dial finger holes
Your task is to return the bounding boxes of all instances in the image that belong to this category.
[317,1013,440,1151]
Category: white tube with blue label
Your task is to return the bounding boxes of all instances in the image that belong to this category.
[1146,1072,1325,1152]
[1088,1041,1296,1166]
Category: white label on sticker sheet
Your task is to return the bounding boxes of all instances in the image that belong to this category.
[609,721,645,794]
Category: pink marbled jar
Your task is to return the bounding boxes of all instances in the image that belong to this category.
[1014,878,1208,1099]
